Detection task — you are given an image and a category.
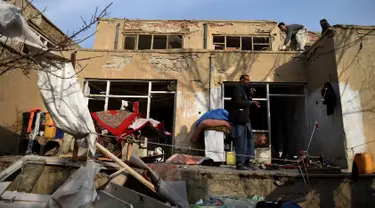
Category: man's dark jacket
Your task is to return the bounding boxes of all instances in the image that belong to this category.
[228,84,252,124]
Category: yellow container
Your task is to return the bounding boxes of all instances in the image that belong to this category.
[354,152,374,174]
[44,126,56,139]
[226,151,236,166]
[45,113,55,126]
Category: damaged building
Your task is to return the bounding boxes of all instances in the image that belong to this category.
[1,0,375,207]
[1,9,375,172]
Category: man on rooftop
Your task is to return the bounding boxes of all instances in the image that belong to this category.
[278,22,308,52]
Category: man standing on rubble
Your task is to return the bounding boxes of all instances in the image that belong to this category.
[278,22,308,51]
[229,75,261,170]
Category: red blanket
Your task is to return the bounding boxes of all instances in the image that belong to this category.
[91,110,137,136]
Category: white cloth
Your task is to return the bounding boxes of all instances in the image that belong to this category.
[295,27,308,50]
[0,0,44,46]
[204,130,225,162]
[37,62,97,155]
[26,111,42,154]
[0,2,99,207]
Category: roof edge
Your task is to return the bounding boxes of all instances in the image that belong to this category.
[333,24,375,30]
[99,18,278,24]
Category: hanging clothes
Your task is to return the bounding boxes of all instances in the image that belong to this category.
[321,82,337,116]
[26,111,42,154]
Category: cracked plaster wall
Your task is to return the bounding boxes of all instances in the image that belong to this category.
[0,47,308,155]
[305,26,375,169]
[94,19,283,51]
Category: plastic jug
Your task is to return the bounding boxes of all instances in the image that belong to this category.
[354,152,374,174]
[226,151,236,166]
[44,126,56,139]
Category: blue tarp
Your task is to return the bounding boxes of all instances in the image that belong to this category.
[195,109,229,128]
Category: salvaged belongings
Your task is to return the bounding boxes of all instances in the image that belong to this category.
[191,109,232,142]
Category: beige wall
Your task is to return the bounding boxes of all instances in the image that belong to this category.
[74,49,306,149]
[94,19,286,51]
[0,49,306,155]
[0,69,45,155]
[305,26,375,169]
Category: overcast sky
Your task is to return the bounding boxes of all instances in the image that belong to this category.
[32,0,375,48]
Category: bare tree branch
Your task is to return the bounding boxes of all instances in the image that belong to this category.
[0,2,113,76]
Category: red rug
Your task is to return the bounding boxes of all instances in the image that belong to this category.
[91,110,138,136]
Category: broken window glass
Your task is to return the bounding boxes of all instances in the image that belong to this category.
[213,36,225,50]
[110,82,149,95]
[88,98,105,112]
[254,45,270,51]
[213,36,225,43]
[87,81,107,95]
[138,35,152,50]
[168,35,182,49]
[153,35,167,49]
[253,37,270,44]
[241,37,252,51]
[226,36,240,51]
[253,37,271,51]
[124,35,137,50]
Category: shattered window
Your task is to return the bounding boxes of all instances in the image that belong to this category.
[226,36,241,51]
[153,35,167,49]
[213,36,225,50]
[253,37,271,51]
[212,35,271,51]
[241,37,252,51]
[138,35,152,50]
[124,35,137,50]
[168,35,182,49]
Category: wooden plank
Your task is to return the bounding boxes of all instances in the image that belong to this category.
[96,143,155,192]
[1,191,50,202]
[105,183,172,208]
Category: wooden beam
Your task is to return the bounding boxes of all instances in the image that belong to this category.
[96,143,155,192]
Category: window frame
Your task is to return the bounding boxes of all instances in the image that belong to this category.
[213,35,272,51]
[123,34,184,50]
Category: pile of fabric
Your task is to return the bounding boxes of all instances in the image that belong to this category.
[191,109,231,143]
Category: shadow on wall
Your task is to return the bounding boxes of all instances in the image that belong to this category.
[135,49,266,152]
[263,27,375,208]
[0,125,20,156]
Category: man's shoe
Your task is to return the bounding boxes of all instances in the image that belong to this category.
[236,164,250,170]
[245,163,259,170]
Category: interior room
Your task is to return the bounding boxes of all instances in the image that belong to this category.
[223,82,307,162]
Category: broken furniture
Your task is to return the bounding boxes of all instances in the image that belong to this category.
[0,153,189,208]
